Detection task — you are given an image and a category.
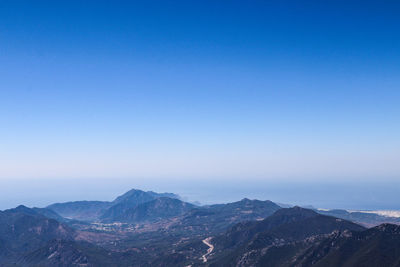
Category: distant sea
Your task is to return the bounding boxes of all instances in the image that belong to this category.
[1,177,399,211]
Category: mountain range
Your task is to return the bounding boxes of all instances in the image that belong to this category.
[1,188,399,266]
[47,189,180,222]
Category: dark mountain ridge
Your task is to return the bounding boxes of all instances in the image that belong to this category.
[206,208,400,267]
[163,198,282,236]
[294,223,400,267]
[0,205,76,264]
[210,207,365,266]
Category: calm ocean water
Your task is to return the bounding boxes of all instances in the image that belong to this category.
[1,177,399,211]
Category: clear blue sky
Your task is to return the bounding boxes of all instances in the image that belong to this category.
[0,1,399,204]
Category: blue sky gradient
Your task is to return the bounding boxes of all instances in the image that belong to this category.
[0,1,399,207]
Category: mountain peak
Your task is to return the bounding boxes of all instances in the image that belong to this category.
[112,189,147,203]
[6,205,37,215]
[112,189,180,204]
[15,204,30,210]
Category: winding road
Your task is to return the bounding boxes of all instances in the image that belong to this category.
[201,237,214,263]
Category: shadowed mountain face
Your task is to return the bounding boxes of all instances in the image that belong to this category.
[290,224,400,267]
[19,239,137,267]
[0,206,147,266]
[21,240,92,267]
[206,211,400,267]
[241,224,400,267]
[0,206,75,264]
[210,207,366,266]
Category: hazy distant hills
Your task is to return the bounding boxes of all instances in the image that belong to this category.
[100,189,181,223]
[113,189,180,204]
[1,188,400,266]
[45,188,400,228]
[46,189,181,222]
[46,200,112,222]
[109,197,195,223]
[316,209,400,227]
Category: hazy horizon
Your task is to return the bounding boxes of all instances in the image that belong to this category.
[1,177,400,211]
